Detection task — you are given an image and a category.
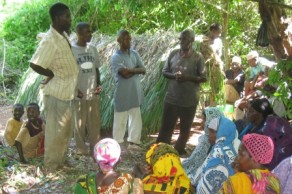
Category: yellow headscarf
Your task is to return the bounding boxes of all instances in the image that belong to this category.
[143,143,190,193]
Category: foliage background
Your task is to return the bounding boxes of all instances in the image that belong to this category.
[2,0,290,126]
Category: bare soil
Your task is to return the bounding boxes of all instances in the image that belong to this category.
[0,103,203,194]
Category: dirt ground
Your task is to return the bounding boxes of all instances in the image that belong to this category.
[0,103,203,194]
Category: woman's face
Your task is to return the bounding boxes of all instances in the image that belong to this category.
[208,128,217,145]
[234,144,254,172]
[246,105,262,123]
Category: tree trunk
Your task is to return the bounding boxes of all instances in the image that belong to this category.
[222,0,229,70]
[258,0,292,60]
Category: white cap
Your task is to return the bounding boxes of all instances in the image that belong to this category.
[232,56,241,64]
[246,51,259,60]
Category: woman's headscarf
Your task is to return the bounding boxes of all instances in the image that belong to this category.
[242,133,274,165]
[143,143,190,193]
[195,116,239,193]
[203,107,224,134]
[93,138,121,173]
[250,98,273,118]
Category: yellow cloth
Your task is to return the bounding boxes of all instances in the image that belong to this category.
[224,84,240,104]
[219,169,280,194]
[15,123,44,158]
[143,143,190,194]
[4,118,23,146]
[219,172,253,194]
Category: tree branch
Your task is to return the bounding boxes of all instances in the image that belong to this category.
[250,0,292,10]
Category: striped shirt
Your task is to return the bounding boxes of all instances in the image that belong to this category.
[30,25,78,100]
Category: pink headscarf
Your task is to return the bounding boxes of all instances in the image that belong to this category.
[93,138,121,173]
[242,133,274,164]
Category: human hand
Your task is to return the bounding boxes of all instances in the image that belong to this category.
[41,76,53,85]
[77,90,83,98]
[94,85,102,95]
[175,71,189,82]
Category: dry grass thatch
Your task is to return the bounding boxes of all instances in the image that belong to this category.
[15,31,181,137]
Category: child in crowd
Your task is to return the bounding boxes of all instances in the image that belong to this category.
[219,133,280,193]
[15,103,45,163]
[4,104,24,147]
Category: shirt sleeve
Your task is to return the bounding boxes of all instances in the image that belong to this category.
[133,51,145,69]
[111,53,125,76]
[30,38,56,69]
[4,120,15,146]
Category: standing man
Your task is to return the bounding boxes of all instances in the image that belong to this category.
[111,30,146,149]
[156,29,207,156]
[72,22,101,156]
[30,3,78,171]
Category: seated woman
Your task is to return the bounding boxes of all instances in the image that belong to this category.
[238,98,273,139]
[182,107,224,184]
[143,143,190,193]
[15,103,45,163]
[272,155,292,194]
[258,115,292,170]
[224,56,245,104]
[192,116,240,193]
[219,133,280,194]
[74,138,143,194]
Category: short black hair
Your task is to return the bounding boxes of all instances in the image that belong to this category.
[27,102,40,112]
[76,22,90,35]
[117,30,130,42]
[209,23,222,31]
[13,103,24,110]
[49,2,69,22]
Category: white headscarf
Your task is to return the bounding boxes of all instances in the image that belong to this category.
[208,117,220,131]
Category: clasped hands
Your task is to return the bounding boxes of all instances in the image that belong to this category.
[175,71,189,82]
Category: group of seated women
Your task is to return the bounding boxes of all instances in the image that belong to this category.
[74,97,292,194]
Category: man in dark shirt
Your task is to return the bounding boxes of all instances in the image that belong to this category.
[156,29,207,156]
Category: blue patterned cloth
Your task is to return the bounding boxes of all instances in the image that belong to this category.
[182,107,224,184]
[194,116,239,194]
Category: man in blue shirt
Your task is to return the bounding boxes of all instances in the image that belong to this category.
[111,30,146,150]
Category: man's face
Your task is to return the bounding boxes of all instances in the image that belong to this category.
[27,106,39,121]
[119,34,131,50]
[179,34,192,51]
[234,143,253,172]
[80,26,92,43]
[13,106,24,121]
[248,58,257,67]
[57,9,72,33]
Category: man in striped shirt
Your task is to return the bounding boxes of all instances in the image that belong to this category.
[30,2,78,171]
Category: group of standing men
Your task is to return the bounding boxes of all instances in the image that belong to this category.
[30,2,209,171]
